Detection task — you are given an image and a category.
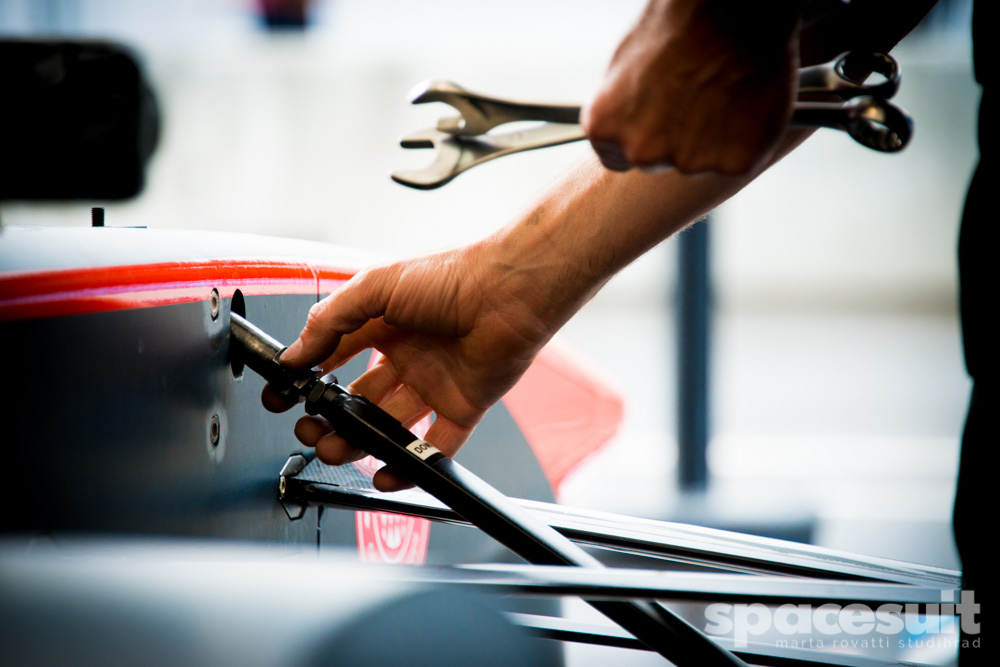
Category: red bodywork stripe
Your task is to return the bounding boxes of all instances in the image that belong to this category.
[0,259,355,321]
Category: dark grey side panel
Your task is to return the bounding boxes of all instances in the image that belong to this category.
[3,294,328,544]
[2,291,555,559]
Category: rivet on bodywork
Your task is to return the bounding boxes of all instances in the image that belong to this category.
[210,414,221,447]
[209,288,220,320]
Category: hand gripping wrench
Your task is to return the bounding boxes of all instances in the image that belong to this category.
[391,51,911,189]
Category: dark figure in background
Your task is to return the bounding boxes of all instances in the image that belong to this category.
[257,0,313,29]
[954,1,989,663]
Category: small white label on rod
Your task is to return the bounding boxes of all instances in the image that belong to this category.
[406,439,441,460]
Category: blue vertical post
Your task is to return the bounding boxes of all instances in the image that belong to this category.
[677,218,711,493]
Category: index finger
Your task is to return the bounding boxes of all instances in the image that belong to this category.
[280,264,401,370]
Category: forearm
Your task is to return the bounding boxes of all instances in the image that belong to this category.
[485,129,812,335]
[532,0,939,314]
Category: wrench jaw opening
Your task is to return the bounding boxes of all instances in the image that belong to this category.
[844,96,913,153]
[835,51,900,99]
[407,79,493,137]
[390,171,455,190]
[391,128,463,190]
[407,79,469,107]
[409,79,475,113]
[392,121,587,190]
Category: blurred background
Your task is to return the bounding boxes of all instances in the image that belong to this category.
[0,0,976,581]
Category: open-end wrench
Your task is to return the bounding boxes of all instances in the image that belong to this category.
[392,51,910,190]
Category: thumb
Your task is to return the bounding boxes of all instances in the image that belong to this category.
[280,264,399,369]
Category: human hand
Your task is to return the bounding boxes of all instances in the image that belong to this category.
[581,0,803,175]
[261,241,559,491]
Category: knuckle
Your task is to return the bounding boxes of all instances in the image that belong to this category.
[624,137,671,171]
[671,151,707,175]
[593,142,632,171]
[718,150,756,176]
[625,143,659,169]
[582,98,629,144]
[302,298,328,332]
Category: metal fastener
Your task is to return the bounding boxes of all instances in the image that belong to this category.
[209,288,220,320]
[210,414,221,447]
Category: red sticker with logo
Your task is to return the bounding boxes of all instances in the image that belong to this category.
[354,351,432,564]
[355,510,431,564]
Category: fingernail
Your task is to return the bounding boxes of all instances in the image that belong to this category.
[280,338,303,364]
